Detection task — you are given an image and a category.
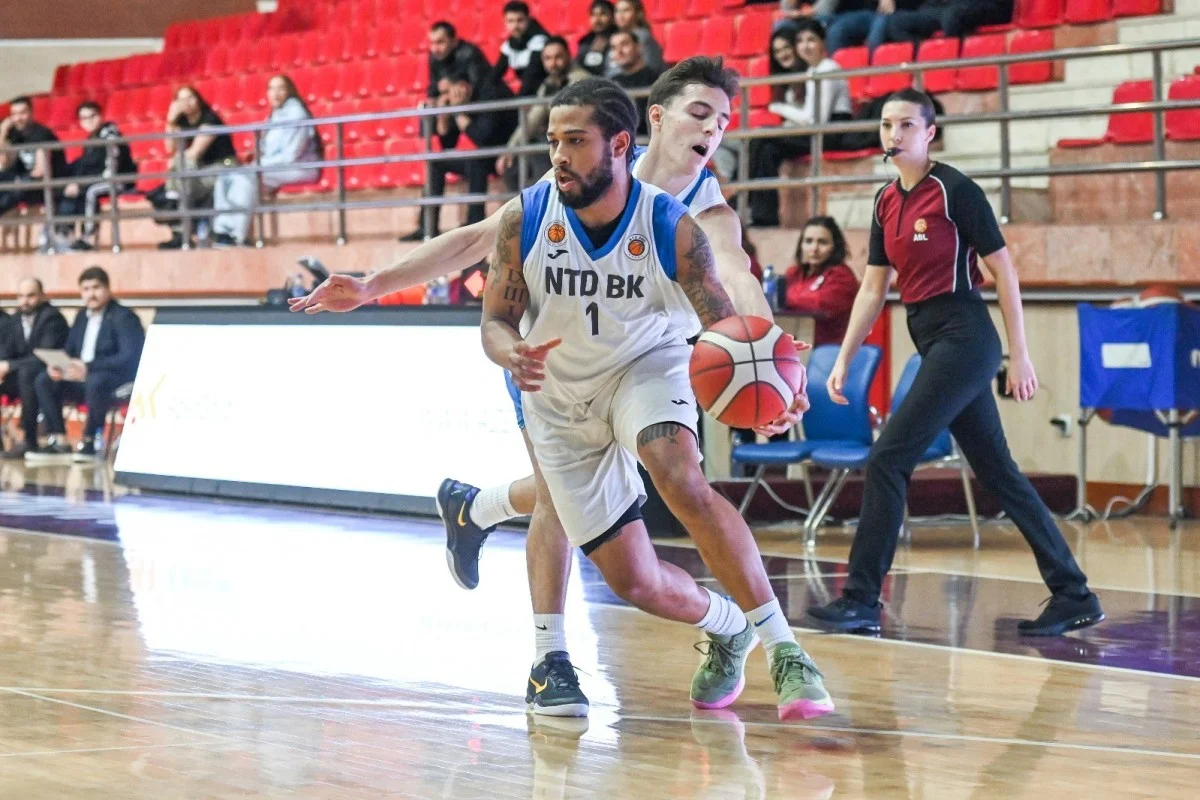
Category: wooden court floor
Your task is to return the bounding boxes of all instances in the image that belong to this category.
[0,461,1197,798]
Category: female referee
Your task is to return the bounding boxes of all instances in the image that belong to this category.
[805,89,1104,637]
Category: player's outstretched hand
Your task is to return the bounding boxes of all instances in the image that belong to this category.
[754,336,812,437]
[509,338,562,392]
[288,275,369,314]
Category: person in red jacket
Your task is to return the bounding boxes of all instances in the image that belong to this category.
[783,215,859,346]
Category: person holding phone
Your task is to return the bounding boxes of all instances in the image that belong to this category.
[805,89,1104,638]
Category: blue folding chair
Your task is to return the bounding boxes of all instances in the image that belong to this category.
[806,353,980,547]
[731,344,882,517]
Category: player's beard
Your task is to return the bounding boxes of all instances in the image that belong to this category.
[557,150,614,209]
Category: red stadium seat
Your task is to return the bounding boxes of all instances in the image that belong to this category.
[732,11,774,58]
[687,0,720,18]
[206,47,231,77]
[312,65,346,103]
[916,38,959,95]
[365,23,399,59]
[699,17,736,57]
[653,0,688,24]
[295,32,323,66]
[338,61,368,102]
[387,137,425,187]
[832,46,870,103]
[1009,29,1054,85]
[216,15,245,45]
[64,63,87,94]
[744,54,771,109]
[125,87,152,121]
[1065,0,1113,24]
[323,29,353,65]
[275,33,302,70]
[105,90,131,123]
[1015,0,1065,27]
[349,98,389,143]
[867,43,913,98]
[956,34,1006,92]
[227,42,257,75]
[164,23,189,51]
[665,21,703,64]
[1166,75,1200,142]
[146,85,174,122]
[293,67,322,105]
[52,65,71,93]
[196,19,223,49]
[1107,79,1154,143]
[119,55,147,88]
[47,95,77,129]
[365,57,403,97]
[397,18,426,53]
[136,158,167,193]
[247,40,276,75]
[1113,0,1160,16]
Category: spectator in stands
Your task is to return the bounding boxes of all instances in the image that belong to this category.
[576,0,619,77]
[885,0,1014,45]
[426,21,492,101]
[821,1,903,55]
[782,216,858,346]
[493,1,551,97]
[611,0,663,76]
[749,19,853,227]
[0,96,67,221]
[152,85,238,250]
[28,266,144,463]
[498,36,577,192]
[609,30,662,135]
[403,69,518,241]
[56,101,137,252]
[768,29,806,103]
[210,75,321,247]
[0,278,69,460]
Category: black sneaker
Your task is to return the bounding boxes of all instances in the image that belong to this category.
[1018,591,1105,637]
[435,478,494,590]
[212,232,242,248]
[69,238,95,251]
[157,233,187,250]
[526,651,589,717]
[806,596,883,634]
[72,439,97,464]
[24,442,74,464]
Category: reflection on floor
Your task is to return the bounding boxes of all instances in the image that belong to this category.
[0,460,1197,798]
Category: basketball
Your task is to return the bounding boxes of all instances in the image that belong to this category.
[689,315,804,429]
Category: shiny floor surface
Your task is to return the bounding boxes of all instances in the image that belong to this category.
[0,464,1198,798]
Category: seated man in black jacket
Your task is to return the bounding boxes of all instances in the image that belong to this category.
[0,278,69,459]
[56,101,137,252]
[403,69,519,240]
[28,266,145,463]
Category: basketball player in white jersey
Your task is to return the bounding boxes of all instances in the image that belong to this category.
[479,77,831,721]
[289,60,830,720]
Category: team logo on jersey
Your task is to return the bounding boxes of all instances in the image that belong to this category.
[913,218,929,242]
[626,234,649,260]
[546,222,567,244]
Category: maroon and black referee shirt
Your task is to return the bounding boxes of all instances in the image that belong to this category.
[869,162,1007,304]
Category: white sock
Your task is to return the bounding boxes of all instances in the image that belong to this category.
[696,588,748,637]
[469,483,519,530]
[744,599,796,661]
[533,614,567,664]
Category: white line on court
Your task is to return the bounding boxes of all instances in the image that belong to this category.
[0,742,215,759]
[2,688,235,741]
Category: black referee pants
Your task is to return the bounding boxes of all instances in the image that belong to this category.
[843,294,1089,606]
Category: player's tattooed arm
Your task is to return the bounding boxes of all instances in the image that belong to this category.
[675,213,736,328]
[481,198,528,364]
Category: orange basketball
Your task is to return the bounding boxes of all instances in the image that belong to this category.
[689,316,804,429]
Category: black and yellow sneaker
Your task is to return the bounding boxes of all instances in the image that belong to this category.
[435,478,495,590]
[526,651,589,717]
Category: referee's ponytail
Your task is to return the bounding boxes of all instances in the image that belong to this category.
[885,88,937,127]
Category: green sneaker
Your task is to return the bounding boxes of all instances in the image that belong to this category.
[770,642,835,721]
[690,623,759,709]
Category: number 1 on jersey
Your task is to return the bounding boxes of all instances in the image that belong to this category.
[585,302,599,336]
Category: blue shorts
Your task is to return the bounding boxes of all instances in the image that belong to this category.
[504,370,525,430]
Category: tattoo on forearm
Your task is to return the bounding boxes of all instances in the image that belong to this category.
[484,202,528,323]
[637,423,683,448]
[680,221,736,326]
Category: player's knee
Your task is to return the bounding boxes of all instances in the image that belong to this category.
[653,464,714,514]
[607,566,660,609]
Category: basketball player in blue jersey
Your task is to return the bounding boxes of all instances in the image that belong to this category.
[289,60,830,720]
[478,77,831,722]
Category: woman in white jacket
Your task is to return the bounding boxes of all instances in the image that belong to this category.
[748,18,853,227]
[212,75,321,246]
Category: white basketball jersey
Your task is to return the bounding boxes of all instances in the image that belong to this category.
[519,178,694,405]
[630,145,728,217]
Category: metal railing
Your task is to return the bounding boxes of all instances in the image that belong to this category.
[2,36,1199,253]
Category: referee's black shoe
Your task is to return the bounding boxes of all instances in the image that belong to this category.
[1018,591,1105,637]
[806,596,882,634]
[436,478,494,591]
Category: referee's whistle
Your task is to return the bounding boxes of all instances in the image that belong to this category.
[883,147,901,162]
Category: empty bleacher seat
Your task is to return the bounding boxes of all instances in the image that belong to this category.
[733,11,774,58]
[1015,0,1065,27]
[1166,75,1200,142]
[1009,29,1055,84]
[1113,0,1161,16]
[1107,79,1154,143]
[832,46,870,103]
[957,34,1006,92]
[867,43,914,98]
[916,38,959,95]
[665,21,703,64]
[700,17,735,56]
[1065,0,1114,24]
